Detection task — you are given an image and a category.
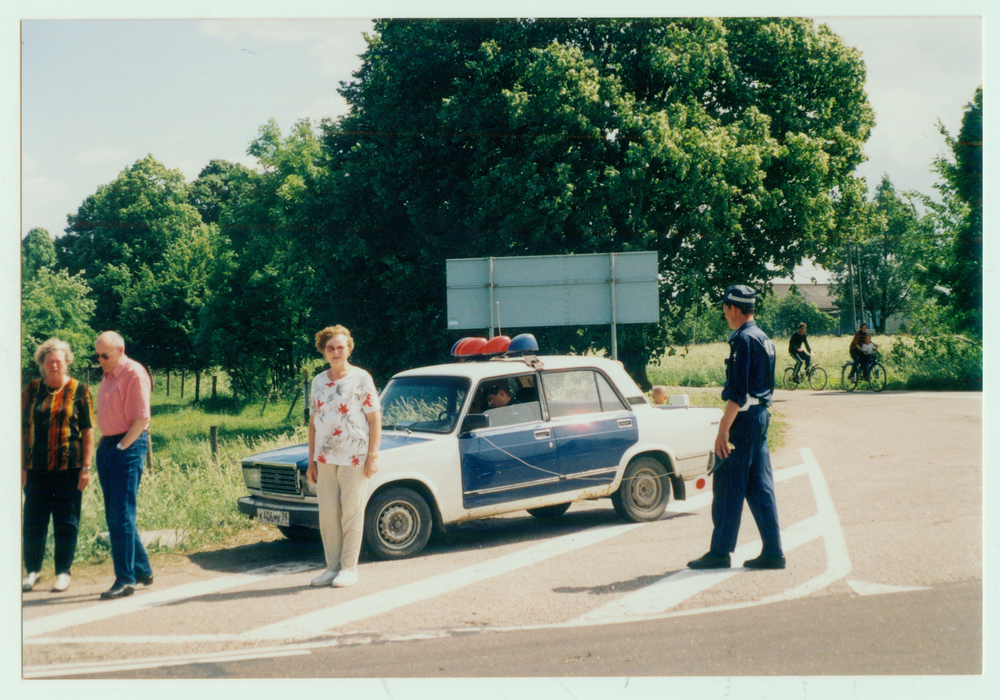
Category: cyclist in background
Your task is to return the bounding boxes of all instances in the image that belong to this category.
[848,323,869,381]
[788,322,814,382]
[858,333,878,380]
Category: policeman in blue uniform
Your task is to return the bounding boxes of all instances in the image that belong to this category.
[688,285,786,570]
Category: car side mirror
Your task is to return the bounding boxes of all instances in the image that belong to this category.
[460,413,490,434]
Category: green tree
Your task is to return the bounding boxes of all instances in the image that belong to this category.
[832,176,927,333]
[755,286,836,338]
[306,18,874,385]
[924,86,983,336]
[188,159,260,226]
[196,120,321,397]
[21,227,57,280]
[21,268,96,373]
[54,155,216,369]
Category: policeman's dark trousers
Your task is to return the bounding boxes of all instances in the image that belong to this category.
[23,469,83,575]
[710,406,783,557]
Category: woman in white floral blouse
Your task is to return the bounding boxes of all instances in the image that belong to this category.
[306,325,381,588]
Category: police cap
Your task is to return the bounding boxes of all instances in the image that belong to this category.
[721,285,756,307]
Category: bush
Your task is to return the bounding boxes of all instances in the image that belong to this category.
[889,333,982,390]
[755,286,836,338]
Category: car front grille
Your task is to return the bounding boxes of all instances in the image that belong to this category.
[259,465,301,496]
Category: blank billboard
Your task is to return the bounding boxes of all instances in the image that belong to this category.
[446,252,659,330]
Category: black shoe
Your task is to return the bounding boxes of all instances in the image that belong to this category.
[687,551,731,570]
[100,582,135,600]
[136,574,154,586]
[743,554,786,570]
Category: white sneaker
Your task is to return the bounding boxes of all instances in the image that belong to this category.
[311,569,338,587]
[53,573,71,592]
[22,572,41,592]
[331,569,358,587]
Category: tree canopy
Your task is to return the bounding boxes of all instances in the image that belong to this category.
[306,18,874,383]
[55,155,217,369]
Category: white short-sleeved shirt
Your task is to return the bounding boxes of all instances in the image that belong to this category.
[310,367,381,467]
[861,342,874,354]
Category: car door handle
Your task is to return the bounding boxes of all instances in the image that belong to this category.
[617,419,633,429]
[534,429,551,439]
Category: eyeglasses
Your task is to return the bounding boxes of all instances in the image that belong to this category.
[94,352,114,360]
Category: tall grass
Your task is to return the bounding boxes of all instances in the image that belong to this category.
[648,333,918,391]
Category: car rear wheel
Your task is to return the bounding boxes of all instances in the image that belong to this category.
[364,487,433,559]
[527,502,572,518]
[611,456,670,522]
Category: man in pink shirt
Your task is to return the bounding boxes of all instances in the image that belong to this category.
[94,331,154,600]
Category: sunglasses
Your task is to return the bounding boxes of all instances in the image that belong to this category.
[94,352,115,360]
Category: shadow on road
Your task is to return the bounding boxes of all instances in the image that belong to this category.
[184,505,697,574]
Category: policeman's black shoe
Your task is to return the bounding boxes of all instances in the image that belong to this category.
[100,582,135,600]
[743,554,786,570]
[136,574,154,586]
[687,551,731,569]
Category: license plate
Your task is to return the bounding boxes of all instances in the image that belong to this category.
[257,508,290,526]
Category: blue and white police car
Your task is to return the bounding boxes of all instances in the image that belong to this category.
[237,334,722,559]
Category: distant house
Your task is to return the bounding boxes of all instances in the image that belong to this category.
[770,283,838,314]
[770,282,908,335]
[770,282,850,335]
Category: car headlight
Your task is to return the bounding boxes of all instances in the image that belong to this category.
[302,472,317,496]
[243,465,261,490]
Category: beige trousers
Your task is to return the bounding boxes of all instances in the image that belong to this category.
[316,463,368,571]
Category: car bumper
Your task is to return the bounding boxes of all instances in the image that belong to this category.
[237,496,320,529]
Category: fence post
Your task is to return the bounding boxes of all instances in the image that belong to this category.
[284,386,302,421]
[166,371,171,396]
[195,373,201,402]
[212,375,217,400]
[304,372,310,422]
[210,425,219,463]
[180,370,186,399]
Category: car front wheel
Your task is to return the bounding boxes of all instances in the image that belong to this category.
[364,487,433,559]
[611,456,670,522]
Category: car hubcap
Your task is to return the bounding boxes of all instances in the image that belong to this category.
[631,469,661,509]
[379,503,416,546]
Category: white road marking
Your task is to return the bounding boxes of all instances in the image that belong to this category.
[23,646,313,679]
[243,520,647,641]
[22,562,316,639]
[847,580,930,596]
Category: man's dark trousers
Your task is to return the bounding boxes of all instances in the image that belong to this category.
[710,405,783,557]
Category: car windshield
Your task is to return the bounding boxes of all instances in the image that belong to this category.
[380,375,471,434]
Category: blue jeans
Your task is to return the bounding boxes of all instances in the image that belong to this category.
[96,432,152,585]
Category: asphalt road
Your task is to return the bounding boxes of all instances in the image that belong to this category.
[22,389,984,684]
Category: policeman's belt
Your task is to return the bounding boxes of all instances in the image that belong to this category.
[738,397,761,412]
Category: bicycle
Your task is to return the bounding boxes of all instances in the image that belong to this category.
[841,355,887,392]
[782,356,827,390]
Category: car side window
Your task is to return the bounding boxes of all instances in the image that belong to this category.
[595,372,628,412]
[476,375,542,428]
[542,370,603,418]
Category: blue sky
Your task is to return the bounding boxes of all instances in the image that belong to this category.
[16,12,983,255]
